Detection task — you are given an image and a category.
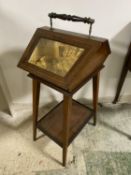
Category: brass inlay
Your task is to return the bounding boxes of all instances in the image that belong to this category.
[28,38,84,77]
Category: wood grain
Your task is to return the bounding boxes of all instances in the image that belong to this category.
[37,100,94,147]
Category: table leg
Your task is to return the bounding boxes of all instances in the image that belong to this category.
[63,94,72,166]
[113,43,131,104]
[32,79,40,141]
[93,72,100,126]
[113,67,128,104]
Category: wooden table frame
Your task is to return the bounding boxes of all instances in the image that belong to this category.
[17,25,110,167]
[31,70,100,166]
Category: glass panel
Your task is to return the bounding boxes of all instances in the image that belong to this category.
[28,38,84,77]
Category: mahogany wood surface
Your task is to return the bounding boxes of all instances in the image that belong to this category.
[63,94,72,166]
[18,27,110,91]
[28,65,103,95]
[37,100,94,148]
[93,72,100,125]
[32,79,40,141]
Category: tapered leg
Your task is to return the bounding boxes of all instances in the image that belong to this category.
[113,67,128,104]
[32,79,40,141]
[63,94,72,167]
[113,43,131,104]
[93,72,100,126]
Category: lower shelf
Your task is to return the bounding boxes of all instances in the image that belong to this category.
[37,100,94,147]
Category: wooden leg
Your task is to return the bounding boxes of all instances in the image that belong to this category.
[32,79,40,141]
[113,67,128,104]
[113,43,131,104]
[93,72,100,126]
[63,94,72,167]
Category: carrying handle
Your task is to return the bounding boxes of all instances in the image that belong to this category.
[48,12,95,36]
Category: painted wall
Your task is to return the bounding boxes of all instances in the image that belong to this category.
[0,0,131,113]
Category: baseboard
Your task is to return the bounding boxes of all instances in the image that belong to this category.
[3,94,131,118]
[99,95,131,104]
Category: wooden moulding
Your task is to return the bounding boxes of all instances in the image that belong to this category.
[37,100,94,147]
[28,64,104,95]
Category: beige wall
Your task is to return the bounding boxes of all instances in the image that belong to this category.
[0,0,131,114]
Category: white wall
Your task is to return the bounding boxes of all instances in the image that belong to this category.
[0,0,131,114]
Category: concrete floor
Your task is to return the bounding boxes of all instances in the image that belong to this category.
[0,102,131,175]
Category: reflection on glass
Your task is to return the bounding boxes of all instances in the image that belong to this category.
[28,38,84,77]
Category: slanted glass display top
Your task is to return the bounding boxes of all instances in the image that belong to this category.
[28,38,84,77]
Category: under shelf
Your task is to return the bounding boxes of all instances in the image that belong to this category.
[37,100,94,147]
